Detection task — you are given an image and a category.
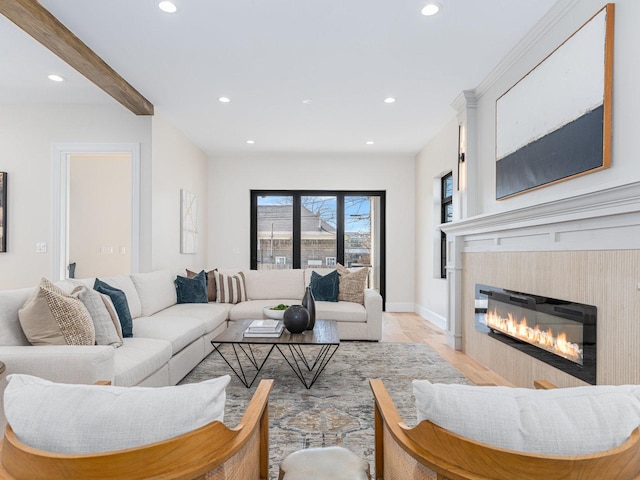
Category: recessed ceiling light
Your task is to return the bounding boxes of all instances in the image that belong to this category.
[302,99,313,105]
[218,96,231,103]
[246,140,255,144]
[365,141,375,145]
[421,3,440,16]
[158,1,177,13]
[48,74,64,82]
[384,97,396,104]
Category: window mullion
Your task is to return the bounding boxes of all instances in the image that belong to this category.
[336,196,345,266]
[292,194,301,269]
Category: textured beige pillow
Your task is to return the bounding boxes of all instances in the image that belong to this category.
[336,264,369,305]
[19,278,95,346]
[187,268,217,302]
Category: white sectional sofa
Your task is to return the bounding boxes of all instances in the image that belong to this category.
[0,267,382,433]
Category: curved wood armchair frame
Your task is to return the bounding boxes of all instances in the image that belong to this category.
[0,379,274,480]
[369,379,640,480]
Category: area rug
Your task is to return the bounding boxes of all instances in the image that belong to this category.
[180,342,471,479]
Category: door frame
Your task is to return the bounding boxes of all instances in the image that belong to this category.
[52,143,141,280]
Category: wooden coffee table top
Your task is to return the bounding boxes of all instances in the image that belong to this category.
[214,319,340,345]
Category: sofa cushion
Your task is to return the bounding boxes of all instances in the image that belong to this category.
[19,278,95,346]
[113,337,173,386]
[154,303,229,333]
[77,287,122,348]
[94,279,133,338]
[412,380,640,456]
[187,268,217,302]
[315,301,366,322]
[175,270,208,304]
[214,271,248,304]
[131,270,177,317]
[336,264,368,305]
[242,269,305,301]
[97,275,142,319]
[4,373,230,454]
[310,270,339,302]
[0,287,34,346]
[132,316,205,355]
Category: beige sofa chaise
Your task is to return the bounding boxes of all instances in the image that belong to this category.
[0,267,382,432]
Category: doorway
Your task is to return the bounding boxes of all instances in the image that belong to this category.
[52,143,140,280]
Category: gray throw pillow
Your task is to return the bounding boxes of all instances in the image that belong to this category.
[77,286,123,348]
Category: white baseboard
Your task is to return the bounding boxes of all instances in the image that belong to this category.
[385,302,415,312]
[414,304,447,331]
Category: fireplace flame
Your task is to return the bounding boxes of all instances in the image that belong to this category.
[485,309,583,363]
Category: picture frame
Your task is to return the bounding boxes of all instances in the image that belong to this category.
[0,172,6,252]
[495,4,614,200]
[180,189,198,254]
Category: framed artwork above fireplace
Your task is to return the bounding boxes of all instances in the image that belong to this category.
[495,4,614,200]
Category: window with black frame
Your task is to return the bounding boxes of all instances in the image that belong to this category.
[440,172,453,279]
[250,190,385,300]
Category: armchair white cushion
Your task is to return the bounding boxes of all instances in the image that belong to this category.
[4,373,230,454]
[413,379,640,455]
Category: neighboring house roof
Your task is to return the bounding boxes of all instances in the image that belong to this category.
[257,205,336,237]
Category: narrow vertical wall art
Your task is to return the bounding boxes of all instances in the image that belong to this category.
[180,189,198,254]
[0,172,6,253]
[495,4,614,199]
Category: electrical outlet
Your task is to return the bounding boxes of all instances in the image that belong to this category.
[36,242,47,253]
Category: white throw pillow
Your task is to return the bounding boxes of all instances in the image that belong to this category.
[4,374,230,454]
[413,379,640,456]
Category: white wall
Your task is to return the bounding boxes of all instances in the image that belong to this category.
[0,104,152,290]
[414,117,458,328]
[473,0,640,215]
[151,112,208,274]
[208,154,415,309]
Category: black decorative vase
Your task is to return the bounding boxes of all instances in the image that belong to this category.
[302,286,316,330]
[282,305,309,334]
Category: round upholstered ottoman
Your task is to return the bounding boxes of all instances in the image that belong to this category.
[278,446,371,480]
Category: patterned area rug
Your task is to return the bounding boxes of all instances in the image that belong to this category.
[180,341,471,479]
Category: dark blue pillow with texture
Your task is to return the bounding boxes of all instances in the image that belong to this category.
[310,270,339,302]
[94,278,133,338]
[175,270,208,304]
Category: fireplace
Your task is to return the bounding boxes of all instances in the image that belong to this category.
[475,285,596,384]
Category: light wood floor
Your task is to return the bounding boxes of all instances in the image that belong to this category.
[382,312,514,387]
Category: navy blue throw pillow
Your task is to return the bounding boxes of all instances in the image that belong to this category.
[175,270,208,304]
[94,279,133,338]
[310,270,339,302]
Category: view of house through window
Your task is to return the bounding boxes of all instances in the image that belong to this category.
[251,191,385,296]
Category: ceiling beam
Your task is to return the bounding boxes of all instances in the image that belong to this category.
[0,0,154,115]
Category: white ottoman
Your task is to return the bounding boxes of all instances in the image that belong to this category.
[278,446,371,480]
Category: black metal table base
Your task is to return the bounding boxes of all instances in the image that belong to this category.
[212,342,339,389]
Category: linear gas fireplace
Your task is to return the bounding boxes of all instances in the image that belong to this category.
[475,285,596,384]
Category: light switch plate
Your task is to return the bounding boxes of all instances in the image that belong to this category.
[36,242,47,253]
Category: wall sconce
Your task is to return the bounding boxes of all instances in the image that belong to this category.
[457,124,466,190]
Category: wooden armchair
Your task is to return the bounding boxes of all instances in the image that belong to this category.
[370,379,640,480]
[0,379,273,480]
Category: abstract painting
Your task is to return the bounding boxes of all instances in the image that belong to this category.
[495,4,614,199]
[180,189,198,254]
[0,172,6,252]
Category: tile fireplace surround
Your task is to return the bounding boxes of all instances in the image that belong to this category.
[441,182,640,388]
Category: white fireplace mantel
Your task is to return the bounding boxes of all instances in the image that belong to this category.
[439,181,640,350]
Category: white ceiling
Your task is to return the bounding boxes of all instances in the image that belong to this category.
[1,0,559,157]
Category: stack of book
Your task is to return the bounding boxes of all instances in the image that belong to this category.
[243,319,284,338]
